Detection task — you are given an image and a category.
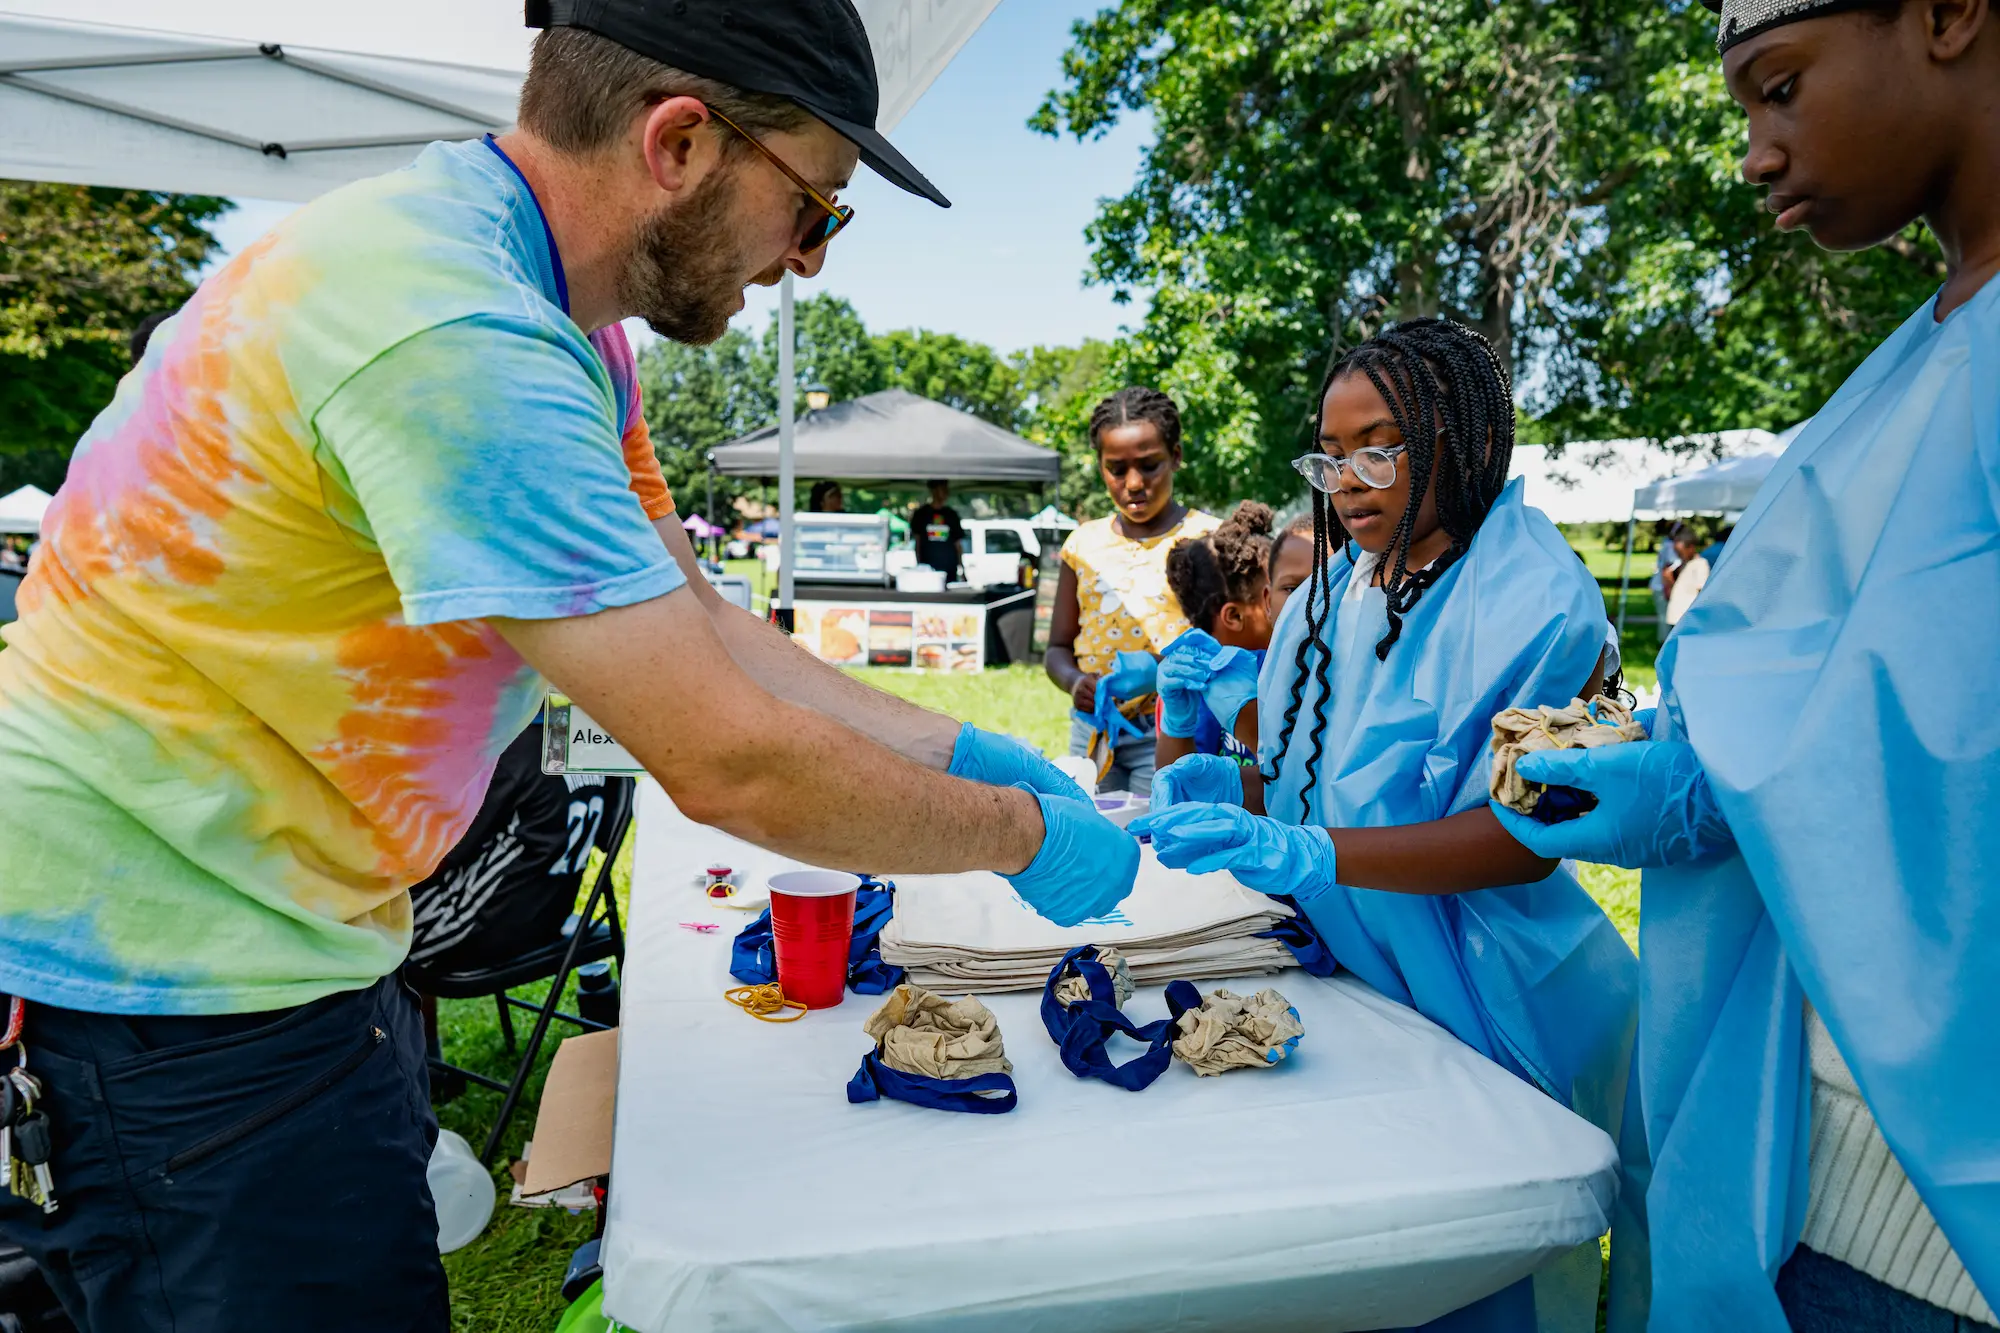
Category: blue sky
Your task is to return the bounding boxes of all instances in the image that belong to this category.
[207,0,1152,357]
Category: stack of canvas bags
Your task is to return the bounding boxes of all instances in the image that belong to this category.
[881,846,1295,993]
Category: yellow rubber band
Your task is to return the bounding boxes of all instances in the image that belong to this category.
[725,984,809,1022]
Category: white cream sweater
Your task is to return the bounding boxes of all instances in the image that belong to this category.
[1801,1005,1994,1325]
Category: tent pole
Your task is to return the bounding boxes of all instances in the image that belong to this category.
[1616,501,1637,639]
[705,463,718,565]
[776,272,797,633]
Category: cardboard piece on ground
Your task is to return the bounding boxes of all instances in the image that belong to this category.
[523,1027,620,1195]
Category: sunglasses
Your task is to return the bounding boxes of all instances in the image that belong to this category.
[707,106,855,255]
[1291,445,1407,492]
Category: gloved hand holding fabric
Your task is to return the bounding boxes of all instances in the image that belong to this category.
[1488,740,1735,869]
[1004,786,1141,927]
[1149,755,1245,813]
[1082,649,1160,749]
[1157,630,1259,738]
[1130,803,1339,903]
[1101,650,1159,702]
[948,722,1090,804]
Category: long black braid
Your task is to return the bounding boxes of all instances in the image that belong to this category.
[1262,318,1516,821]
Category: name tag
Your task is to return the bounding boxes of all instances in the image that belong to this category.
[541,694,645,776]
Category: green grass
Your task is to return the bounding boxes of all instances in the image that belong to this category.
[1568,539,1665,694]
[846,663,1071,759]
[443,668,1640,1330]
[721,556,772,604]
[439,837,634,1333]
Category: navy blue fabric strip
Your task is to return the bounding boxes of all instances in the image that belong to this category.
[483,134,570,316]
[846,1053,1018,1115]
[1039,945,1196,1092]
[1257,893,1339,977]
[729,881,905,995]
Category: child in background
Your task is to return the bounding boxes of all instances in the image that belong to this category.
[1156,502,1276,772]
[1044,388,1220,796]
[1264,515,1316,622]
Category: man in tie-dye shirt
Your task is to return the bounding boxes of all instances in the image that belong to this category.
[0,7,1138,1328]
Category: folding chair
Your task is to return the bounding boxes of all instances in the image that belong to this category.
[407,777,632,1165]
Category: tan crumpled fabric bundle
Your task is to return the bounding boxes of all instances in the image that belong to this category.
[1053,946,1136,1009]
[862,984,1013,1080]
[1172,988,1306,1076]
[1489,695,1648,816]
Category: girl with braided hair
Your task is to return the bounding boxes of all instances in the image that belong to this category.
[1045,387,1220,794]
[1136,321,1638,1319]
[1155,502,1277,773]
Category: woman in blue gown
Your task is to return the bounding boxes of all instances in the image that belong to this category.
[1495,3,2000,1328]
[1139,319,1639,1330]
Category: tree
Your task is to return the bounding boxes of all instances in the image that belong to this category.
[877,329,1025,430]
[1533,34,1944,441]
[1014,339,1123,519]
[636,326,771,518]
[1034,1,1940,503]
[0,182,229,490]
[761,293,887,409]
[637,295,1121,521]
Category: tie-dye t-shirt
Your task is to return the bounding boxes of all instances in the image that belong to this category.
[0,139,683,1015]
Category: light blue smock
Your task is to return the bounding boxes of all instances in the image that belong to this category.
[1260,481,1641,1330]
[1612,278,2000,1329]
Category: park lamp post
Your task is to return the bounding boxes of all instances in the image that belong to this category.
[805,384,832,412]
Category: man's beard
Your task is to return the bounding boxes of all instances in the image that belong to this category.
[617,170,752,346]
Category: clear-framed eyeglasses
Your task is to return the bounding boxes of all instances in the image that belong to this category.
[1291,445,1407,492]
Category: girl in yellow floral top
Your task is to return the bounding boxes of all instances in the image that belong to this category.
[1045,387,1220,795]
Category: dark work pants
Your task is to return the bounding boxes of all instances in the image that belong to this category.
[1779,1245,1996,1333]
[0,975,447,1333]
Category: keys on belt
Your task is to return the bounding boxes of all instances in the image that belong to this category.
[0,1006,56,1215]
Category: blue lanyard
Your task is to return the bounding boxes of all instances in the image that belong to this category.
[483,134,570,316]
[1039,945,1203,1092]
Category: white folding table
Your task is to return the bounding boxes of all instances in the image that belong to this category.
[602,781,1619,1332]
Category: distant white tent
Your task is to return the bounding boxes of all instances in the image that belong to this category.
[1612,422,1809,633]
[1633,451,1780,514]
[1028,504,1077,531]
[1509,430,1777,526]
[0,485,52,535]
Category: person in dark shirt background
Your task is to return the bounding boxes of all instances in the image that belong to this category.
[911,479,965,581]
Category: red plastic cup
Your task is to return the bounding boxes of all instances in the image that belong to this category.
[767,871,861,1010]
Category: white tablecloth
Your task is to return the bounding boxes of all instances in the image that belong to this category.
[603,781,1619,1333]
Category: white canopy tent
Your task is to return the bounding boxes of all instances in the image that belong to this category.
[1611,422,1806,633]
[0,485,52,535]
[1508,429,1777,526]
[0,2,529,201]
[1,0,1004,619]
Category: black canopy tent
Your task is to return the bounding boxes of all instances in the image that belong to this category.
[707,388,1060,486]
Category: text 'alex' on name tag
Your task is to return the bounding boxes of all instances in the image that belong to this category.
[541,694,645,776]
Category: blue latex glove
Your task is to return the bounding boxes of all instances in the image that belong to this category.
[1129,803,1340,902]
[1158,631,1259,738]
[1005,787,1141,927]
[1488,740,1736,869]
[1149,755,1246,813]
[948,723,1090,804]
[1088,652,1157,748]
[1102,650,1159,701]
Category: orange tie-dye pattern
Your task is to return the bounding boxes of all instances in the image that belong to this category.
[313,617,528,883]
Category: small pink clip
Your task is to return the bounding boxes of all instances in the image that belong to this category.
[678,921,721,934]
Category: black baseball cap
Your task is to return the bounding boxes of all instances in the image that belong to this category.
[525,0,950,208]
